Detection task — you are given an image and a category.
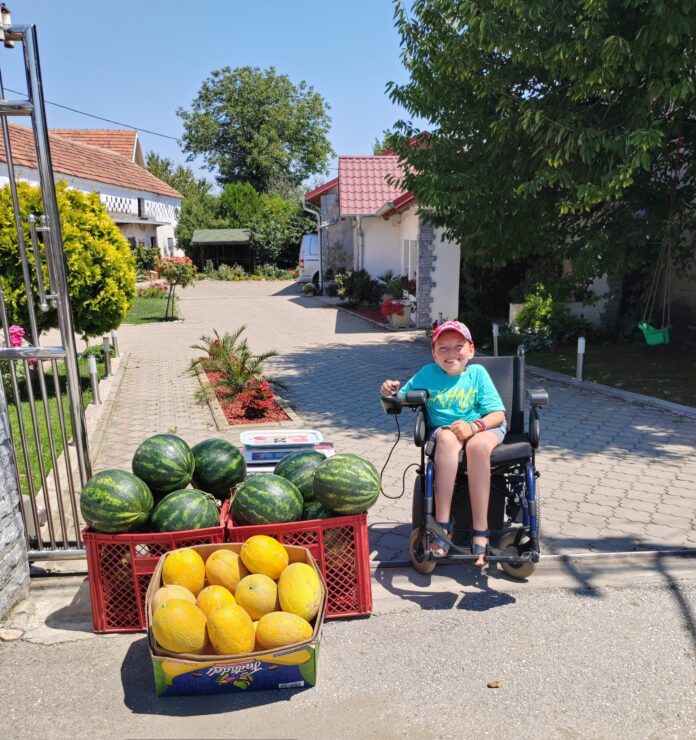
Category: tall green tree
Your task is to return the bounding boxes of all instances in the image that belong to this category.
[388,0,696,314]
[218,182,263,227]
[145,152,212,200]
[177,66,334,191]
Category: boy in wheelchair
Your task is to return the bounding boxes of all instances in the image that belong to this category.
[380,320,506,567]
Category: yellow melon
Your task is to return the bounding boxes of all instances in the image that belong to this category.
[152,585,196,613]
[206,604,255,655]
[196,585,237,618]
[205,549,249,592]
[240,535,289,579]
[256,611,313,650]
[162,548,205,596]
[152,599,207,654]
[277,562,322,621]
[235,573,279,621]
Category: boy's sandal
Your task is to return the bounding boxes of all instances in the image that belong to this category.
[430,518,455,559]
[471,528,490,568]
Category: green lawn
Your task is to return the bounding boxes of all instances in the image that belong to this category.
[123,296,178,324]
[524,339,696,407]
[5,357,103,495]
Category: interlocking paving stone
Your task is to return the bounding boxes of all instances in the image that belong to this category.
[92,281,695,560]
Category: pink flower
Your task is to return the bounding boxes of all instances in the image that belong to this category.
[8,325,25,347]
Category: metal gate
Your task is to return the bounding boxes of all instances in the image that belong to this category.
[0,14,91,559]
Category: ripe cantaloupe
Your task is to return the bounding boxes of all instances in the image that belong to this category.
[205,549,248,592]
[206,604,255,655]
[196,585,237,618]
[240,535,288,579]
[255,611,313,650]
[152,599,207,654]
[162,548,205,596]
[152,584,196,613]
[235,573,279,621]
[277,562,322,621]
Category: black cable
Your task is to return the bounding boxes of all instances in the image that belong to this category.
[380,414,418,500]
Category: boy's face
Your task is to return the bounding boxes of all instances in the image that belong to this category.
[432,331,475,375]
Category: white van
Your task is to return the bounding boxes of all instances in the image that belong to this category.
[298,233,320,285]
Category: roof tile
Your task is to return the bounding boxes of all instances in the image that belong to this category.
[338,155,408,215]
[48,129,137,160]
[0,124,182,199]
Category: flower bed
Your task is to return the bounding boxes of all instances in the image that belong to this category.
[204,369,290,425]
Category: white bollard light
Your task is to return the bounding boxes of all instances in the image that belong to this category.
[492,323,499,357]
[576,336,586,381]
[87,355,101,405]
[111,330,120,357]
[102,336,112,377]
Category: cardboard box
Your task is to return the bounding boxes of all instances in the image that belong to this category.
[145,542,326,697]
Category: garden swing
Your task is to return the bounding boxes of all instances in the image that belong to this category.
[638,237,671,345]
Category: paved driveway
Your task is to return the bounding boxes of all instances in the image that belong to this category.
[96,280,696,563]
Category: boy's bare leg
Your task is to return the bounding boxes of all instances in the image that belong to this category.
[432,429,463,554]
[466,432,500,567]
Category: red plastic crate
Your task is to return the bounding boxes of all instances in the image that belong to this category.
[83,523,224,633]
[223,504,372,620]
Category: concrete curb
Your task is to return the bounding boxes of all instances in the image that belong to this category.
[194,362,305,432]
[525,365,696,419]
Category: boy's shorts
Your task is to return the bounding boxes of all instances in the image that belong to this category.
[428,421,507,447]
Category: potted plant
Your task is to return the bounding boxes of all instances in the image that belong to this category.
[380,296,413,328]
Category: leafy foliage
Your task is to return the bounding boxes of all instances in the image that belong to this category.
[188,327,282,417]
[178,66,334,191]
[218,183,262,227]
[145,152,212,201]
[334,269,384,306]
[0,181,135,339]
[388,0,696,318]
[154,256,197,319]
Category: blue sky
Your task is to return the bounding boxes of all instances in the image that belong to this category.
[4,0,420,186]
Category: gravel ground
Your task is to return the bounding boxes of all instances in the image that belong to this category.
[1,577,694,739]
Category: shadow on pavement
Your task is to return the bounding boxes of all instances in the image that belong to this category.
[121,638,306,716]
[43,578,93,631]
[373,563,517,613]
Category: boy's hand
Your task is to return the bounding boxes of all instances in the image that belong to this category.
[450,420,474,442]
[380,379,400,397]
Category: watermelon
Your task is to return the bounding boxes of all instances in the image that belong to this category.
[312,453,381,515]
[80,469,154,533]
[231,474,303,525]
[191,438,246,500]
[132,434,195,495]
[302,501,336,520]
[150,489,220,532]
[274,450,326,502]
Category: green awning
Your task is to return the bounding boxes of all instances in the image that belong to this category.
[191,228,252,245]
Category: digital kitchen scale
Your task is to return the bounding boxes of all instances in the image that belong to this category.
[240,429,334,468]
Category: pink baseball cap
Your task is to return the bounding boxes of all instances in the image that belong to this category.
[431,320,473,346]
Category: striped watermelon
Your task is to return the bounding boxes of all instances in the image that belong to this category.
[312,453,381,515]
[231,474,303,525]
[80,469,154,533]
[150,489,220,532]
[302,501,336,520]
[132,434,195,495]
[191,438,246,500]
[274,450,326,502]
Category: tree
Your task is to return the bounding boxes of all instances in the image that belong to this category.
[218,183,262,227]
[372,128,398,154]
[388,0,696,318]
[175,193,227,259]
[145,152,212,200]
[177,66,334,191]
[0,181,135,339]
[251,193,315,266]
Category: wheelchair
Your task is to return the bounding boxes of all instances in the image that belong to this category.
[381,347,549,579]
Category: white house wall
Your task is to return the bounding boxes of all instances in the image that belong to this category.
[361,216,402,278]
[0,164,181,256]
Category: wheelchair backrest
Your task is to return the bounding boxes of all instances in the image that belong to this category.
[469,352,525,434]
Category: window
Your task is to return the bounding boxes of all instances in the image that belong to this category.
[150,236,157,247]
[138,198,145,218]
[167,237,174,256]
[403,239,418,281]
[127,237,136,250]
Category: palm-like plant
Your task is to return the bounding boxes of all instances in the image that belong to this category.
[188,327,283,403]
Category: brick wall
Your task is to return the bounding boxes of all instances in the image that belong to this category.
[0,383,30,621]
[416,219,436,328]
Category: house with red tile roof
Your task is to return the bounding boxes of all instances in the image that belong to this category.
[305,154,461,328]
[0,124,182,256]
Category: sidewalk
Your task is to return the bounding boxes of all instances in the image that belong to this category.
[90,280,696,563]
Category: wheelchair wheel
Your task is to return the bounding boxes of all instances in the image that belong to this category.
[412,474,424,530]
[408,528,436,574]
[497,531,536,580]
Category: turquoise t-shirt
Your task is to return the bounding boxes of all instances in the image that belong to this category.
[398,363,505,428]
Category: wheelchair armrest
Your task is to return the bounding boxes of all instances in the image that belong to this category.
[527,388,549,407]
[381,395,402,415]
